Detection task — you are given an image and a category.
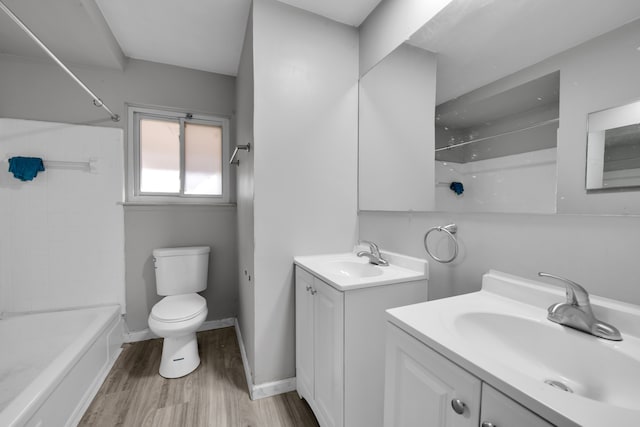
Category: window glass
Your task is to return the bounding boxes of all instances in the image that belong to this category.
[139,119,180,193]
[128,106,229,203]
[185,123,223,195]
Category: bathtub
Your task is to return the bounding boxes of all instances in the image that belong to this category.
[0,305,123,427]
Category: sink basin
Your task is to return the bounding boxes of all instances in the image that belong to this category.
[454,312,640,410]
[327,261,383,278]
[293,250,428,291]
[386,270,640,426]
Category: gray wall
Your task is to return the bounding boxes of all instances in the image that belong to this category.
[0,55,235,128]
[1,54,239,332]
[124,205,238,331]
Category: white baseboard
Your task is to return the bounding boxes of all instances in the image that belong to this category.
[251,377,297,400]
[124,317,296,400]
[124,317,235,343]
[233,319,296,400]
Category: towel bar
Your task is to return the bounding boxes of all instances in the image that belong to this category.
[229,143,251,166]
[6,155,98,173]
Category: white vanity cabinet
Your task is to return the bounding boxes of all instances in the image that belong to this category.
[384,323,554,427]
[383,323,481,427]
[480,384,554,427]
[296,267,344,427]
[294,264,428,427]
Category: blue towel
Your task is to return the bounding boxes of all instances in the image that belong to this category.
[8,156,45,181]
[449,181,464,195]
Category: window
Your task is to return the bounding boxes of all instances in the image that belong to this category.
[127,106,229,203]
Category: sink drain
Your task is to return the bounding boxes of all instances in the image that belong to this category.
[545,379,573,393]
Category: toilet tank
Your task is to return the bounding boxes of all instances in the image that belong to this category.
[153,246,210,296]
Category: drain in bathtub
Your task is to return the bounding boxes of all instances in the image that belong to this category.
[544,379,573,393]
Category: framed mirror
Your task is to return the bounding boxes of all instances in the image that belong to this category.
[586,100,640,191]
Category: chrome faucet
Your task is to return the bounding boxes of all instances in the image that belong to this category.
[357,240,389,266]
[538,272,622,341]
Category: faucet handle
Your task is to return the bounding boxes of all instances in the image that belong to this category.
[359,240,380,256]
[538,272,591,307]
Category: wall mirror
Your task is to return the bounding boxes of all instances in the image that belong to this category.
[358,0,640,215]
[586,100,640,191]
[434,71,559,214]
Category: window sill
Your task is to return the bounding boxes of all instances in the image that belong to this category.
[120,201,237,208]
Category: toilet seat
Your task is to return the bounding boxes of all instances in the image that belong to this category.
[151,294,207,323]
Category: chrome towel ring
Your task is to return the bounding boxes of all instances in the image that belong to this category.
[424,224,458,263]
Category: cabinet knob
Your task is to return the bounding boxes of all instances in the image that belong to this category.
[481,423,497,427]
[310,289,317,295]
[306,286,312,292]
[450,398,466,415]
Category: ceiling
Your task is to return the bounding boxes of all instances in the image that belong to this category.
[1,0,640,98]
[409,0,640,104]
[0,0,126,70]
[94,0,252,75]
[0,0,381,75]
[277,0,381,26]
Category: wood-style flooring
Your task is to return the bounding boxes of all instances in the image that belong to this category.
[79,327,319,427]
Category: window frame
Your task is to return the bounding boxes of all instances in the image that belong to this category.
[126,105,230,204]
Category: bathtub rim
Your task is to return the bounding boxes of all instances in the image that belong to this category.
[0,304,122,427]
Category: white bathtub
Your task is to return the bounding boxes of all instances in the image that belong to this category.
[0,305,123,427]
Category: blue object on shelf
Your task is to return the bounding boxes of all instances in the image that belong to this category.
[449,181,464,195]
[8,156,45,181]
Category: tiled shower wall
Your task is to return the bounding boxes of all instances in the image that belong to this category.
[0,118,125,314]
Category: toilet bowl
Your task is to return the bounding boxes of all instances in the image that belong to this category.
[149,293,208,378]
[148,246,210,378]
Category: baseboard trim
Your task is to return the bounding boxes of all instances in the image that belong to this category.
[233,319,296,400]
[251,377,297,400]
[124,317,235,343]
[125,317,296,399]
[233,319,255,398]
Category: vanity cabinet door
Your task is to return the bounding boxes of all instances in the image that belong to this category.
[384,323,481,427]
[313,278,344,427]
[295,267,315,402]
[480,384,554,427]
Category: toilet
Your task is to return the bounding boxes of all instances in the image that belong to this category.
[148,246,210,378]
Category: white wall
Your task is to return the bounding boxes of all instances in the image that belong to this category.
[251,0,359,384]
[359,43,436,211]
[360,211,640,305]
[359,0,452,75]
[235,6,256,379]
[554,19,640,214]
[0,118,124,313]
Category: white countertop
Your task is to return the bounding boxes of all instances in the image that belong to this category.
[386,270,640,427]
[294,248,428,291]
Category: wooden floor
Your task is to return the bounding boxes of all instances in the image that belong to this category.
[79,327,319,427]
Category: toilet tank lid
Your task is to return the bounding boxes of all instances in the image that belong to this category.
[153,246,210,257]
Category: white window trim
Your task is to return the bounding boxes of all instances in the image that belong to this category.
[126,105,231,205]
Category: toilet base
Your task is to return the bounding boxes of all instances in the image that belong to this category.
[159,333,200,378]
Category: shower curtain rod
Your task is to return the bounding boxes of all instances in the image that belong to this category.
[0,0,120,122]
